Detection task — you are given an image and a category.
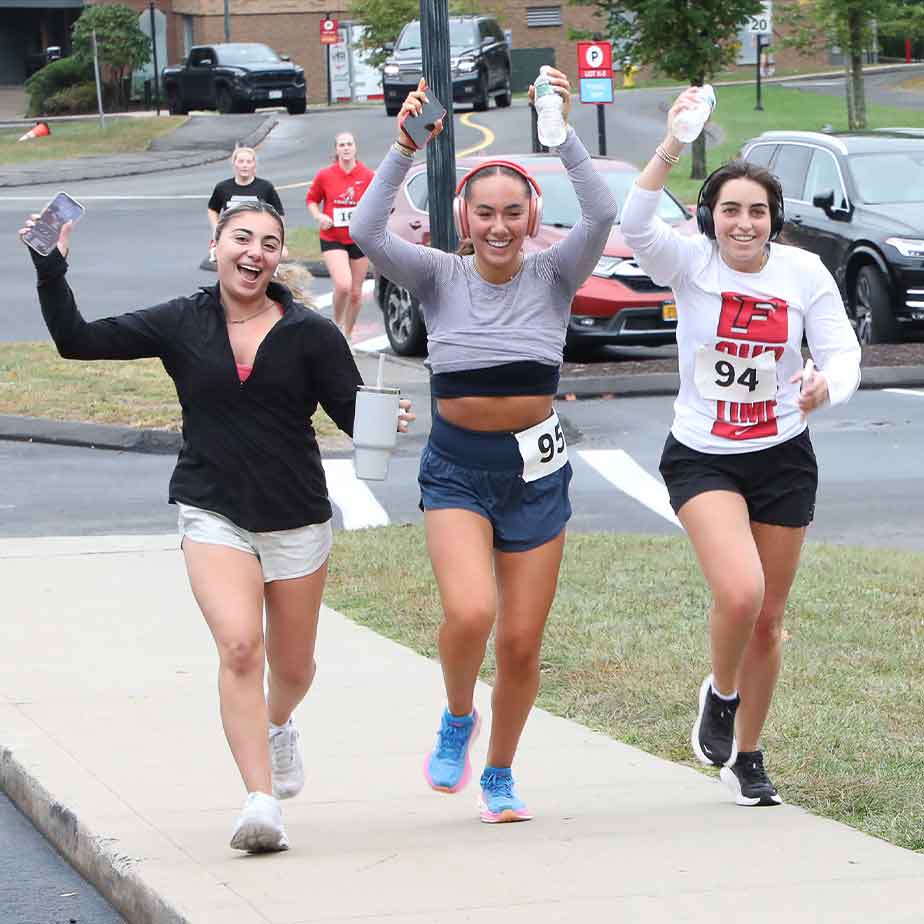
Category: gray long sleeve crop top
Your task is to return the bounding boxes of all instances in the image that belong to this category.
[349,127,619,375]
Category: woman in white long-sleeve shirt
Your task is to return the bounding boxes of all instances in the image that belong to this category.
[621,88,860,808]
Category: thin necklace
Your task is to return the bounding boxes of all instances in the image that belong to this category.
[225,300,275,325]
[475,252,523,284]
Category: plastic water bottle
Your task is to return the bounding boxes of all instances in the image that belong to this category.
[534,65,566,148]
[671,84,716,144]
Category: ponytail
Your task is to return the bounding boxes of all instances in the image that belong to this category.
[456,238,475,256]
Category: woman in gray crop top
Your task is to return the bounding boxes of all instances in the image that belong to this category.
[351,73,618,823]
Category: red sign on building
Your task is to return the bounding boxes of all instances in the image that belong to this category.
[320,18,339,45]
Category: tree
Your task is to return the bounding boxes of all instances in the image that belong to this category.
[72,4,150,109]
[348,0,504,68]
[574,0,764,178]
[777,0,924,130]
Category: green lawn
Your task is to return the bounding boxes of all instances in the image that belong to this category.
[665,84,924,202]
[324,525,924,852]
[286,225,322,261]
[0,116,186,164]
[0,342,341,438]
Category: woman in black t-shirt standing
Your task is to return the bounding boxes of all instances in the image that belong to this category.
[19,201,413,854]
[207,146,287,262]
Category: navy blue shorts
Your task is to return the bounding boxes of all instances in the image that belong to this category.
[419,413,573,553]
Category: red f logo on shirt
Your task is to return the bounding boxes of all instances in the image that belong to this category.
[716,292,789,343]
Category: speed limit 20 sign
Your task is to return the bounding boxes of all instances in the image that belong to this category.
[746,0,772,33]
[577,40,613,104]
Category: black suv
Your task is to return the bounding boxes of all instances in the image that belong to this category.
[382,16,512,116]
[740,130,924,344]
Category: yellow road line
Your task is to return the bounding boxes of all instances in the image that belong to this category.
[277,114,492,189]
[457,112,494,156]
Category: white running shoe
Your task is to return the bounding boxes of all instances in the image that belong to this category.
[230,792,289,853]
[270,719,305,800]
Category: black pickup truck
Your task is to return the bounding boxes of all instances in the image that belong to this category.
[162,43,307,115]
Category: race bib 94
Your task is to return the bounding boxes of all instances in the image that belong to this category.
[332,207,355,228]
[694,346,778,403]
[515,411,568,483]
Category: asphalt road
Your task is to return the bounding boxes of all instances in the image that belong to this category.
[0,792,124,923]
[3,388,923,549]
[0,93,690,343]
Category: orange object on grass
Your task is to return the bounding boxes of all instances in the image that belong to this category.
[17,121,51,142]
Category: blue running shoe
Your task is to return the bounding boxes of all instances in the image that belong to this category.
[424,707,480,793]
[479,767,532,823]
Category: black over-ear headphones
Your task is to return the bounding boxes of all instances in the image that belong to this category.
[696,163,784,241]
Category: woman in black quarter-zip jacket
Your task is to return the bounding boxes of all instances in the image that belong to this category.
[20,200,413,854]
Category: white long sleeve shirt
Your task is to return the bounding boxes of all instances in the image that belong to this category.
[621,184,861,454]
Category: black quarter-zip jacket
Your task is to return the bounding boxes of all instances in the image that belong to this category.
[33,248,363,532]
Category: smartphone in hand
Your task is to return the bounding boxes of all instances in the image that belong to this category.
[402,93,446,149]
[22,191,85,256]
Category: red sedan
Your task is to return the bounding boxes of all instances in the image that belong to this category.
[373,153,697,355]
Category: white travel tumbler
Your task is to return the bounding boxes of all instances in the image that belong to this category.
[352,385,400,481]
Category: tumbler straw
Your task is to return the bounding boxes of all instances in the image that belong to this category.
[376,352,385,389]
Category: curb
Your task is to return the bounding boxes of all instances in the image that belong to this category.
[2,365,921,455]
[0,115,277,189]
[0,744,188,924]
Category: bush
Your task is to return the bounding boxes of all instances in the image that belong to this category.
[25,56,95,116]
[43,82,102,116]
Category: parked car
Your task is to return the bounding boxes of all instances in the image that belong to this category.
[740,129,924,344]
[381,15,511,117]
[373,154,697,356]
[162,43,306,116]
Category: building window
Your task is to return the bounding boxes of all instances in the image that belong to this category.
[527,6,562,27]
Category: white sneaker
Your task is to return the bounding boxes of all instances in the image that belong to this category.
[270,719,305,800]
[230,792,289,853]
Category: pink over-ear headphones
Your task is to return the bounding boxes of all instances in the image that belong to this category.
[453,160,543,239]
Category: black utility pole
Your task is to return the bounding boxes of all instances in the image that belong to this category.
[223,0,231,42]
[148,0,160,115]
[421,0,457,252]
[755,34,769,111]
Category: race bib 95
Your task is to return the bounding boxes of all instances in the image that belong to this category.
[515,411,568,483]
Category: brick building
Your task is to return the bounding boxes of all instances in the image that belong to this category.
[2,0,832,103]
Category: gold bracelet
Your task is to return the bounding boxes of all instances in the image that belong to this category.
[393,140,415,158]
[655,144,680,167]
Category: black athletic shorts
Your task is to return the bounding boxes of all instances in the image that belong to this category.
[320,239,365,260]
[659,429,818,527]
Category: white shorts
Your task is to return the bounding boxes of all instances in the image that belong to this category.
[177,503,332,583]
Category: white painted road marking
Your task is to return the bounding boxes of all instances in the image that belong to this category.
[884,388,924,398]
[313,279,375,311]
[353,334,390,353]
[322,459,390,530]
[577,449,682,528]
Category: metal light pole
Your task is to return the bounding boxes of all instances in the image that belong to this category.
[755,34,768,111]
[148,0,160,115]
[91,28,105,129]
[420,0,457,253]
[224,0,231,43]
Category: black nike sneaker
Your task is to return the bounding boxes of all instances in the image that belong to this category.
[720,750,783,806]
[691,674,739,767]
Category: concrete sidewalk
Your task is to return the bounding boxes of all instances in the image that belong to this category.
[2,533,923,923]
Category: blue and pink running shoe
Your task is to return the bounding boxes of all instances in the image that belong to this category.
[424,707,481,793]
[479,767,532,823]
